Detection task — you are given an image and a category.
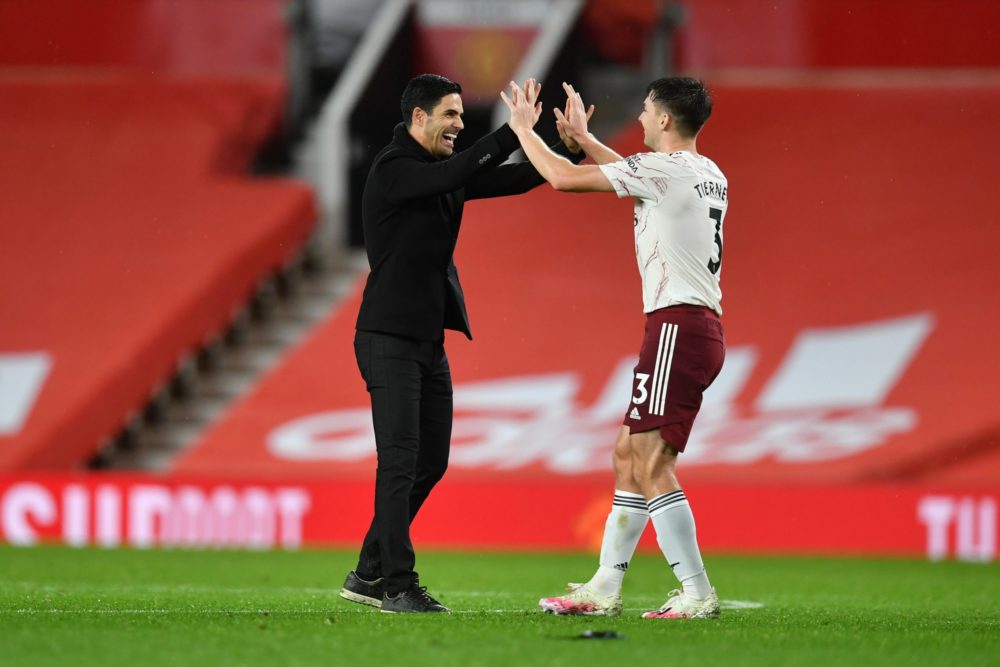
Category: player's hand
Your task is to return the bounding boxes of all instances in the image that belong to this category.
[554,82,594,152]
[500,78,542,133]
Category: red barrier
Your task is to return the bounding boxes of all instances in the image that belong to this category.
[1,474,995,561]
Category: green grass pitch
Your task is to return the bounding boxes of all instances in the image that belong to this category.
[2,546,998,666]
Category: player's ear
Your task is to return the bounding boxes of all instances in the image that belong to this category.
[412,107,426,128]
[660,111,671,131]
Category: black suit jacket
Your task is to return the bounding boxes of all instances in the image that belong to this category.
[356,122,580,341]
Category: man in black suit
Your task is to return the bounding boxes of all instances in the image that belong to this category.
[339,74,584,613]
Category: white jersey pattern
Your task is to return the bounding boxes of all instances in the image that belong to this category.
[598,151,727,315]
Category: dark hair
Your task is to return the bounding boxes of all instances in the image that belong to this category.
[645,77,712,138]
[401,74,462,126]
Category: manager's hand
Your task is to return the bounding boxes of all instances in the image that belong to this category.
[500,78,542,133]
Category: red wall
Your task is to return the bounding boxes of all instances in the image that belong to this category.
[0,0,287,74]
[584,0,1000,69]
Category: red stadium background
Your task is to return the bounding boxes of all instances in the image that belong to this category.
[1,0,998,562]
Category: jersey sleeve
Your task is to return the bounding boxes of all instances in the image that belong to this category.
[597,153,673,202]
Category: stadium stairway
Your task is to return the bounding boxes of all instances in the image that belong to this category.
[101,250,368,471]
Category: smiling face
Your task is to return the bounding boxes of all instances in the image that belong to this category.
[638,94,668,150]
[413,93,465,158]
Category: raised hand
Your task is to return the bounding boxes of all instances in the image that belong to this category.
[500,78,543,133]
[554,82,595,152]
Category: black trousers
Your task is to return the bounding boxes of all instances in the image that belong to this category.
[353,330,452,594]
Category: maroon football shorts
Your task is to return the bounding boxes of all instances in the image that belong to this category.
[623,304,725,452]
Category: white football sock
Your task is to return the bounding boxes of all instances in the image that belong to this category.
[587,490,649,596]
[647,490,713,599]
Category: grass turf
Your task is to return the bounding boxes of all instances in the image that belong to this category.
[1,546,998,666]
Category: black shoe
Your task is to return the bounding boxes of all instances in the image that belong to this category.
[339,571,385,608]
[380,585,451,613]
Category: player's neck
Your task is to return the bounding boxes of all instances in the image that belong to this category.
[655,133,698,156]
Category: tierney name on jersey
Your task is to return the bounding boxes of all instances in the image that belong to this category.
[693,180,727,202]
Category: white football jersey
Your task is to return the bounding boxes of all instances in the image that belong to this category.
[598,151,727,315]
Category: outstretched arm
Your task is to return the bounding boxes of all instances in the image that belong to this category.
[379,80,544,203]
[500,80,614,193]
[378,125,520,202]
[555,82,623,165]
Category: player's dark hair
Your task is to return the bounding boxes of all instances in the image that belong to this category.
[401,74,462,126]
[645,77,712,138]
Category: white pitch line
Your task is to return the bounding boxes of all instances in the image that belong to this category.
[3,582,766,610]
[3,608,531,615]
[2,580,765,614]
[5,610,297,615]
[2,581,335,596]
[3,601,763,616]
[721,600,765,609]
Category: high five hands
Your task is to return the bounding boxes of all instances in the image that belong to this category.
[500,78,542,133]
[500,79,595,154]
[554,82,595,154]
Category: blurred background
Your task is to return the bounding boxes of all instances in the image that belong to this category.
[1,0,998,561]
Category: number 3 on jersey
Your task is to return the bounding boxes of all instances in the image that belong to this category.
[632,372,651,405]
[707,206,724,274]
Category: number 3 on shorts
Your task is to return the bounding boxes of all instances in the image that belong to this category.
[632,372,651,405]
